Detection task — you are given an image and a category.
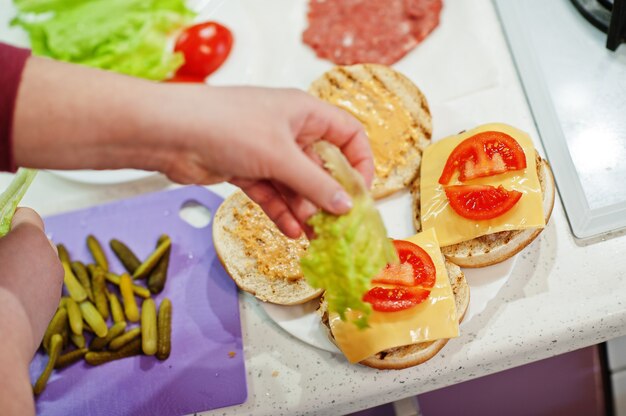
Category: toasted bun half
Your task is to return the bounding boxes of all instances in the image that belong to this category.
[436,155,556,268]
[213,191,323,305]
[309,64,432,199]
[320,260,469,370]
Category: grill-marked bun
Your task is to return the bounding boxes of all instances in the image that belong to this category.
[309,64,432,199]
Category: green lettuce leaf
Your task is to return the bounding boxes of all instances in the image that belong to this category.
[0,169,38,237]
[12,0,194,80]
[300,142,398,329]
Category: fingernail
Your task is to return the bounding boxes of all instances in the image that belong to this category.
[331,191,352,213]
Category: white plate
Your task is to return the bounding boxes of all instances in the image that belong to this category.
[48,169,156,185]
[261,190,517,354]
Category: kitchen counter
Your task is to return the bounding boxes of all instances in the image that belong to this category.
[3,0,626,415]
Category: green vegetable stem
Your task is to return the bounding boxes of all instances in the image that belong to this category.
[0,169,37,237]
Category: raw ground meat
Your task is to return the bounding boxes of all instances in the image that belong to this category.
[302,0,443,65]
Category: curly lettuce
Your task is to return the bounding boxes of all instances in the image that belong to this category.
[300,142,398,329]
[0,169,38,237]
[12,0,194,81]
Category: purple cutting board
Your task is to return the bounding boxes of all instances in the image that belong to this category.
[29,186,247,416]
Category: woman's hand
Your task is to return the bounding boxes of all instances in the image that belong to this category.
[0,208,63,416]
[0,208,63,356]
[149,86,374,238]
[13,57,374,238]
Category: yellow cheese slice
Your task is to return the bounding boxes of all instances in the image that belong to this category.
[329,228,458,363]
[420,123,545,247]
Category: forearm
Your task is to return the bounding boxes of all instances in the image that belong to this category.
[0,289,36,416]
[12,56,176,172]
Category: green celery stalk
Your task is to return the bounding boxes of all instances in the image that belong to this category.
[0,169,38,237]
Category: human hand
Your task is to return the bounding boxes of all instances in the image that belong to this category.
[14,58,373,238]
[0,208,63,358]
[151,86,374,238]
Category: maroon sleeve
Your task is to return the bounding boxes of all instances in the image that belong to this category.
[0,43,31,172]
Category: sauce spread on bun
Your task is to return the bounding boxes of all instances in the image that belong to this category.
[233,200,308,281]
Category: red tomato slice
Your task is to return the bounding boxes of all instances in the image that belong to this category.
[445,185,522,220]
[174,22,233,79]
[372,240,436,288]
[363,287,431,313]
[439,131,527,184]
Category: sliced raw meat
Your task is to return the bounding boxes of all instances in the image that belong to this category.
[303,0,442,65]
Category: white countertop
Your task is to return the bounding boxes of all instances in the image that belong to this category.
[3,0,626,415]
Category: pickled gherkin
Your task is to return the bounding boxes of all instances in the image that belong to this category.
[43,307,67,352]
[33,334,62,395]
[57,243,70,264]
[141,299,157,356]
[85,338,142,366]
[120,274,140,322]
[55,348,88,369]
[156,298,172,361]
[64,297,83,335]
[71,261,93,301]
[148,235,171,294]
[79,301,108,338]
[87,235,108,271]
[91,266,109,320]
[90,322,127,351]
[108,292,126,324]
[109,327,141,351]
[106,272,151,298]
[62,262,87,302]
[133,236,171,280]
[110,239,141,274]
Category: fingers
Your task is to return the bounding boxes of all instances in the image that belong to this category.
[270,146,353,216]
[297,97,375,187]
[0,208,64,354]
[233,179,303,239]
[11,207,45,232]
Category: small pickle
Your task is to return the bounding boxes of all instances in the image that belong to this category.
[70,333,86,349]
[141,299,157,356]
[90,322,127,351]
[106,273,151,299]
[91,266,109,320]
[156,298,172,361]
[33,334,62,395]
[133,236,171,280]
[79,301,108,338]
[87,234,108,271]
[120,274,140,322]
[109,327,141,351]
[57,243,70,264]
[108,292,126,324]
[85,338,142,366]
[71,261,93,301]
[62,262,87,302]
[43,307,67,351]
[148,235,171,294]
[110,239,141,274]
[55,348,88,369]
[64,297,83,335]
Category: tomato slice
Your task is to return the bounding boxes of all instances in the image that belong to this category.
[372,240,436,288]
[366,240,436,312]
[174,22,233,79]
[439,131,527,184]
[445,185,522,220]
[363,287,431,313]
